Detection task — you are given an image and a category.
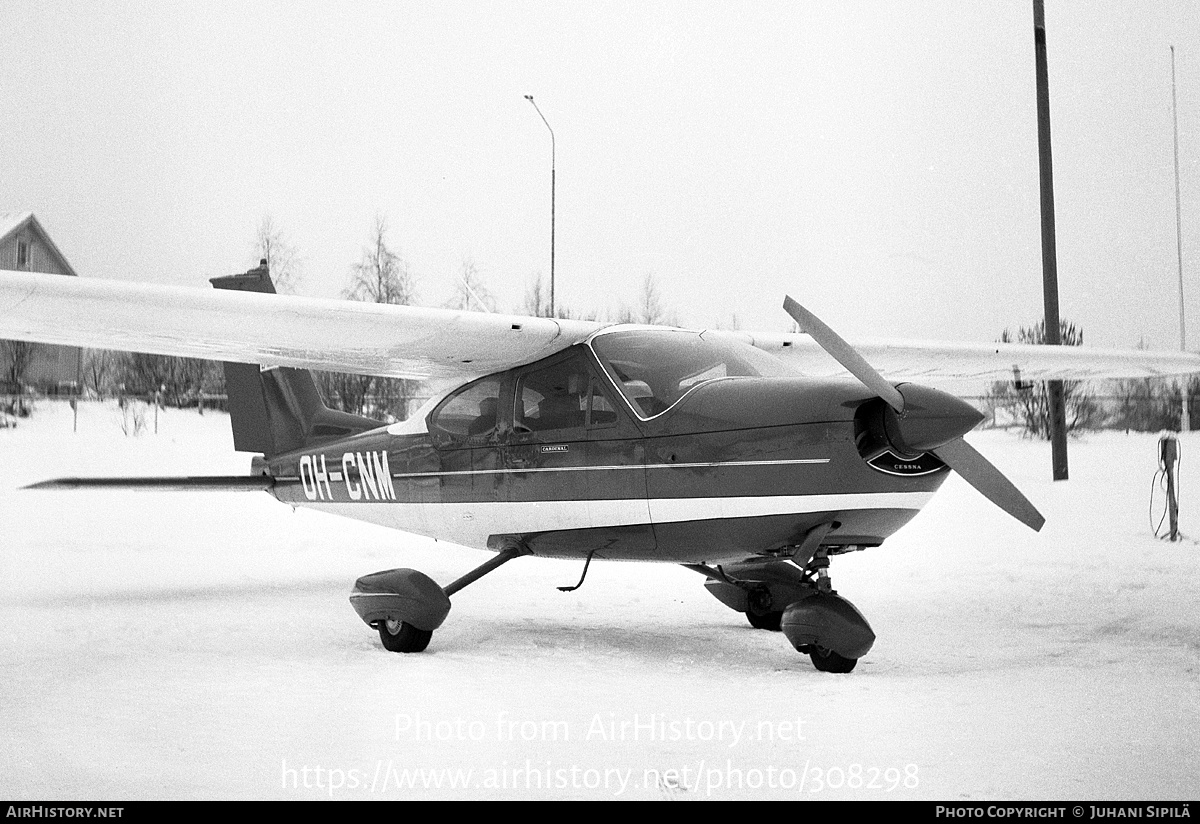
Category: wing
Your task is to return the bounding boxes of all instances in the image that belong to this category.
[732,331,1200,382]
[5,269,1199,383]
[0,269,602,380]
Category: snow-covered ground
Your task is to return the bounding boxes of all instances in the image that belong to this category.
[1,401,1197,800]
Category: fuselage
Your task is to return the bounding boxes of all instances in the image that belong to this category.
[264,328,951,564]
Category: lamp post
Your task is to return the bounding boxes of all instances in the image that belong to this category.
[525,95,555,318]
[1172,46,1189,432]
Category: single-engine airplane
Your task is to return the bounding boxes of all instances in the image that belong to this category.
[2,263,1198,672]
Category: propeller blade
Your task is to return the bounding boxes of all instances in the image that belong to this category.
[783,296,906,413]
[780,295,1042,530]
[932,437,1046,532]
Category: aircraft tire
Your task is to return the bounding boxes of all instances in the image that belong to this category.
[745,610,783,631]
[808,645,857,673]
[378,618,433,653]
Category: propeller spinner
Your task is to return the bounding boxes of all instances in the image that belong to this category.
[783,296,1045,532]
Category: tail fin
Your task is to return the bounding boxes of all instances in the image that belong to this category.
[210,262,384,457]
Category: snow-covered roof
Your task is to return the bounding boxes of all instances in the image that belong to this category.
[0,211,35,242]
[0,211,78,277]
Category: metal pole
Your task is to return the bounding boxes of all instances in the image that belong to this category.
[73,346,81,433]
[1161,435,1180,541]
[1172,46,1189,433]
[1033,0,1069,480]
[525,95,556,317]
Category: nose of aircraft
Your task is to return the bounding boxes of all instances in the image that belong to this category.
[883,384,986,456]
[785,294,1043,531]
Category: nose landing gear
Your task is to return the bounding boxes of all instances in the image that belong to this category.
[690,546,875,673]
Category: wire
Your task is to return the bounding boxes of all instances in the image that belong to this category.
[1150,468,1169,538]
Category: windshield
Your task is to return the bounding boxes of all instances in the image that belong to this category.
[589,329,795,418]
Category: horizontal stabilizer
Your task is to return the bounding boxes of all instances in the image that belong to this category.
[24,475,274,492]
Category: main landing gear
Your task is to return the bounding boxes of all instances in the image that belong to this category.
[349,531,872,672]
[350,545,529,653]
[688,531,875,673]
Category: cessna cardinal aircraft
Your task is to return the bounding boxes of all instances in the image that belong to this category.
[3,263,1198,672]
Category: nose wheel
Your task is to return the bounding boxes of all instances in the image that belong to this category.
[746,609,783,631]
[378,618,432,653]
[690,548,875,672]
[744,586,783,631]
[806,644,857,673]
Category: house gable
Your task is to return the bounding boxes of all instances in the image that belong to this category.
[0,212,79,277]
[1,212,81,392]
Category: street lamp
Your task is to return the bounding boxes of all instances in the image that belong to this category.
[525,95,555,317]
[1171,46,1189,432]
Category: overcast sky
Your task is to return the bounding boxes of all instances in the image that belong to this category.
[3,1,1198,349]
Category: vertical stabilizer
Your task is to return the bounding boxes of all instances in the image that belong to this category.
[210,262,384,457]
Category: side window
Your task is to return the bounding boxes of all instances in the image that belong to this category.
[585,377,618,428]
[515,351,617,435]
[517,358,588,433]
[428,375,502,448]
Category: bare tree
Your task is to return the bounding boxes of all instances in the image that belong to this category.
[318,216,419,420]
[1109,376,1178,432]
[1,340,38,391]
[83,349,119,397]
[523,273,597,320]
[638,272,666,325]
[117,352,211,406]
[987,320,1102,437]
[614,273,675,325]
[348,215,416,306]
[251,215,303,294]
[523,272,550,317]
[319,370,378,419]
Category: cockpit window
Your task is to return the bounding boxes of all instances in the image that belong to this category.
[590,330,794,418]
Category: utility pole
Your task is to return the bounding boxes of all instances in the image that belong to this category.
[1033,0,1069,480]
